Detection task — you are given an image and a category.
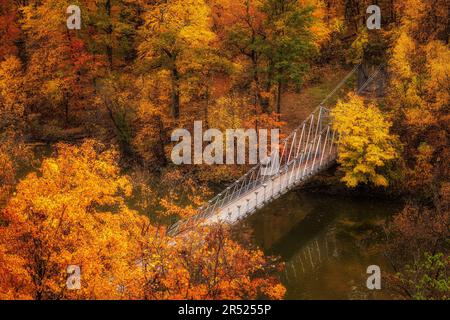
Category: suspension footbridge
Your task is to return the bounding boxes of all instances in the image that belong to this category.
[167,65,383,237]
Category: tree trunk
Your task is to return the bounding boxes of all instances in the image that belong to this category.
[157,115,168,167]
[64,97,69,126]
[262,61,274,112]
[251,50,268,113]
[204,84,209,128]
[171,67,180,119]
[105,0,113,69]
[357,62,369,92]
[276,80,282,115]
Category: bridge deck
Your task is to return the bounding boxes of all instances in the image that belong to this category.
[204,153,335,226]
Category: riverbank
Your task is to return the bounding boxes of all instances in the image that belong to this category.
[299,165,405,201]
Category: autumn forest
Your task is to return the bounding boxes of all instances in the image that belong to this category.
[0,0,448,300]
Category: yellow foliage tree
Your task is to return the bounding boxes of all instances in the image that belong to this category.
[0,140,147,299]
[21,0,95,124]
[387,8,449,195]
[0,56,26,128]
[0,56,32,204]
[332,94,399,188]
[138,0,216,119]
[0,141,285,300]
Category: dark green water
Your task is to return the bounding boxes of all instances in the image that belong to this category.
[243,191,403,300]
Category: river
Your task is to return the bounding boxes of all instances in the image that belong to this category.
[242,190,403,300]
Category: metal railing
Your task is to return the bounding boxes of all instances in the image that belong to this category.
[167,64,382,236]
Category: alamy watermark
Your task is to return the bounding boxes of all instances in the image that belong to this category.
[67,5,81,30]
[366,265,382,290]
[367,5,381,30]
[171,121,280,175]
[66,265,81,290]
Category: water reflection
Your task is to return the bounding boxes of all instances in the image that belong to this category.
[243,190,402,300]
[283,230,338,282]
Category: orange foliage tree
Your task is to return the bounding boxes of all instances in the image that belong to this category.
[21,0,96,125]
[143,226,286,300]
[0,140,285,300]
[387,0,449,197]
[0,140,146,299]
[0,56,31,204]
[0,0,20,59]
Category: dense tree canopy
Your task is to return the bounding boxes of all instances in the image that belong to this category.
[0,141,285,300]
[0,0,448,301]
